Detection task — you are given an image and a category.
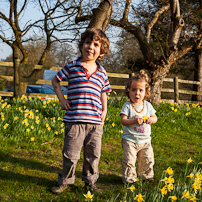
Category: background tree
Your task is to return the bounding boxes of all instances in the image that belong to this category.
[0,0,82,96]
[192,1,202,101]
[76,0,202,104]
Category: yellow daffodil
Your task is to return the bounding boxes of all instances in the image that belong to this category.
[159,186,167,196]
[182,189,190,198]
[165,184,174,192]
[128,185,135,192]
[188,194,198,202]
[195,173,202,180]
[187,173,194,178]
[169,196,177,201]
[187,158,193,163]
[161,176,174,184]
[3,123,9,129]
[192,182,201,191]
[143,116,148,122]
[164,167,173,175]
[83,191,93,201]
[36,119,40,124]
[134,194,144,202]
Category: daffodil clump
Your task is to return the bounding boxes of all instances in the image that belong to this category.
[106,158,202,202]
[0,95,64,148]
[158,159,202,201]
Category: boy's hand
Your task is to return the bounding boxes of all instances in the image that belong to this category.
[60,99,71,111]
[101,110,107,126]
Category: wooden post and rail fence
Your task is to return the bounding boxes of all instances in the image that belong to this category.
[0,61,201,104]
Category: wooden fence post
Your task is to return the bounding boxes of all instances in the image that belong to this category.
[129,73,135,78]
[174,76,179,103]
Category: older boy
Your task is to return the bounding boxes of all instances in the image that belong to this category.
[51,28,111,194]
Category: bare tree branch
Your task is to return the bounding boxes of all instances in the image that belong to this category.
[146,4,170,43]
[122,0,131,21]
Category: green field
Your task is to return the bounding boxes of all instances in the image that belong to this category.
[0,94,202,201]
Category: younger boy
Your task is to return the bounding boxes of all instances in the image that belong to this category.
[51,28,111,194]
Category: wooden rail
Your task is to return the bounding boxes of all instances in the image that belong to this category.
[0,61,201,104]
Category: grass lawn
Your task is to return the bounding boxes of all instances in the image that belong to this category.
[0,95,202,201]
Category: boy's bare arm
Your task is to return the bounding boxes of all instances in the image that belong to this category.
[101,92,107,124]
[52,75,71,111]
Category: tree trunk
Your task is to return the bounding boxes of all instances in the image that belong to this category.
[192,48,202,101]
[192,1,202,101]
[88,0,113,31]
[150,79,164,105]
[13,44,21,98]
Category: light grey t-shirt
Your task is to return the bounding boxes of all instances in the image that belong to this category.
[120,100,156,144]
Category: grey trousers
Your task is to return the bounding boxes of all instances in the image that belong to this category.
[58,122,103,185]
[122,138,154,183]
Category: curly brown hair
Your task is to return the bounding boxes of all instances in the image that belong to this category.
[125,69,151,100]
[78,28,110,61]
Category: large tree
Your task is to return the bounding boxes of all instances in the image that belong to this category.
[76,0,202,104]
[0,0,81,96]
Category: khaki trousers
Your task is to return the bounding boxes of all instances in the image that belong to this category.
[122,138,154,183]
[58,122,103,185]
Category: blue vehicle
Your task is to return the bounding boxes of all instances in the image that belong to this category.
[6,85,67,96]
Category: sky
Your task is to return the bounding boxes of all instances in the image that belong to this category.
[0,2,43,60]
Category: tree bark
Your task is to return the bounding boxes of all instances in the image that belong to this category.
[192,1,202,101]
[88,0,113,31]
[192,49,202,101]
[13,43,20,97]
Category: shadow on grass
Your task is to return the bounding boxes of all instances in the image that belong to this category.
[99,173,122,185]
[0,150,60,173]
[0,168,55,187]
[0,149,123,191]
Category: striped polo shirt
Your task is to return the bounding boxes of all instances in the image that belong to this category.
[56,57,111,124]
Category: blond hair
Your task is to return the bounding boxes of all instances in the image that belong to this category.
[125,69,151,100]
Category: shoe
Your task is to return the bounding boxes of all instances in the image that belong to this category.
[51,183,69,194]
[85,183,102,194]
